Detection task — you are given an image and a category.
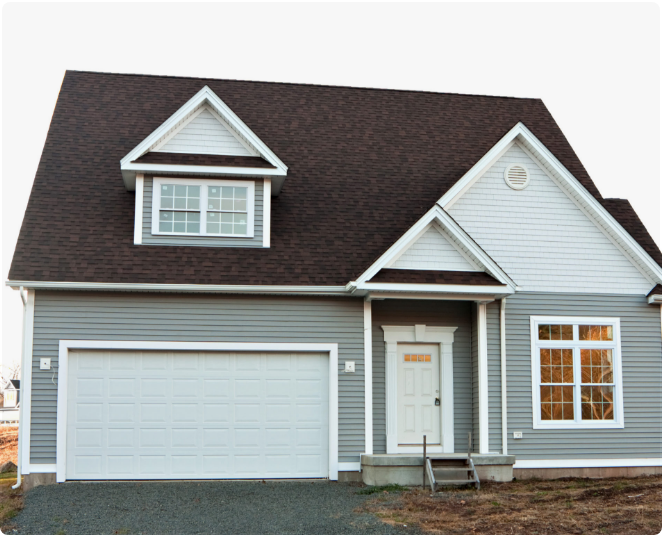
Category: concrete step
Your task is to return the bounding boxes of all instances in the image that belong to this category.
[435,479,476,486]
[432,466,473,472]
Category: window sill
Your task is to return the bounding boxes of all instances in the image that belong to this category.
[532,422,624,430]
[152,232,253,239]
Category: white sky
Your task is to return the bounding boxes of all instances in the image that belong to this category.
[1,2,660,372]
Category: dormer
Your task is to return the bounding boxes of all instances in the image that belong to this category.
[121,86,287,248]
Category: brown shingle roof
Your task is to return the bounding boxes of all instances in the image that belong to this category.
[600,198,662,268]
[369,269,505,286]
[647,284,662,297]
[8,70,657,286]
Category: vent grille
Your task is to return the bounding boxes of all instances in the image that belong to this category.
[504,164,530,190]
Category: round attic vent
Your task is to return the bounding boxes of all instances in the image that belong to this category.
[504,164,530,190]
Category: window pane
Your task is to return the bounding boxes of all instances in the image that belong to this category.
[208,198,220,211]
[235,199,247,212]
[159,211,200,234]
[235,187,247,200]
[561,325,573,340]
[162,184,173,196]
[538,325,550,340]
[551,324,561,340]
[541,385,573,420]
[581,386,614,420]
[579,325,590,340]
[581,349,613,384]
[207,222,220,234]
[174,185,187,197]
[221,199,234,211]
[580,325,613,341]
[541,348,573,384]
[209,187,220,198]
[161,197,173,209]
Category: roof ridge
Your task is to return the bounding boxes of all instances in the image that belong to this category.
[65,69,542,101]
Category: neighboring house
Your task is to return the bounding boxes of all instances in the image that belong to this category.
[0,380,20,424]
[3,380,20,408]
[7,71,662,488]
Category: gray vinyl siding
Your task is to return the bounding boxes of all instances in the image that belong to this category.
[142,177,264,247]
[504,292,662,460]
[487,301,503,453]
[371,300,473,454]
[30,291,364,464]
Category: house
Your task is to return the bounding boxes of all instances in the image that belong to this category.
[7,71,662,489]
[3,380,20,408]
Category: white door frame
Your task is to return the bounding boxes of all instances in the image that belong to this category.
[56,340,339,482]
[382,325,457,454]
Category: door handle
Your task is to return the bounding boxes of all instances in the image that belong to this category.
[435,397,440,406]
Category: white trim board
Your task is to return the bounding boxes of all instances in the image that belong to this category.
[476,303,489,453]
[349,205,517,292]
[7,280,348,296]
[133,174,144,245]
[56,340,339,483]
[514,458,662,469]
[438,122,662,287]
[363,300,373,456]
[120,86,288,193]
[382,325,457,454]
[338,462,361,472]
[20,290,35,474]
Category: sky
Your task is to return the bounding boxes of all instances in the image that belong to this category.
[1,2,660,374]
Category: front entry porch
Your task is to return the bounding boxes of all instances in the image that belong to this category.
[361,453,516,485]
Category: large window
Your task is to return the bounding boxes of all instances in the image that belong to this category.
[152,177,254,237]
[530,316,623,429]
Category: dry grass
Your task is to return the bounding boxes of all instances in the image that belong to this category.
[360,475,662,534]
[0,472,23,530]
[0,427,18,466]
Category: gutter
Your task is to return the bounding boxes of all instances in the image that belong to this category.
[6,280,349,296]
[13,287,27,490]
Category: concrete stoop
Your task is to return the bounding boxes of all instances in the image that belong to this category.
[361,454,516,486]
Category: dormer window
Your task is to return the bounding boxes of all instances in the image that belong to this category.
[152,177,254,237]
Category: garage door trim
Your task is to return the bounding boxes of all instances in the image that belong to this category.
[56,340,339,482]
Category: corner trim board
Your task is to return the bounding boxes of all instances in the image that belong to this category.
[20,290,35,474]
[56,340,339,482]
[134,173,144,245]
[364,300,373,455]
[476,302,489,454]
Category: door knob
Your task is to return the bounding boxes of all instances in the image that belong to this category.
[435,397,440,406]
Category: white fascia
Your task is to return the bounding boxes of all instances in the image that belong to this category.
[6,280,347,296]
[120,86,288,192]
[438,122,662,286]
[349,205,517,292]
[648,294,662,304]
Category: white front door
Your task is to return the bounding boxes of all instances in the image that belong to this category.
[397,344,441,445]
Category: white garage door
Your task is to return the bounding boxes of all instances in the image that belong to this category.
[66,350,329,480]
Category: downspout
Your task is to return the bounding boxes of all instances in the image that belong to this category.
[500,298,508,455]
[13,287,27,489]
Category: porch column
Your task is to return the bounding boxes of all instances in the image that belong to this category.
[364,299,373,455]
[476,301,489,453]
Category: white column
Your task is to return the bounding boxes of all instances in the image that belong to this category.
[385,338,398,453]
[21,289,35,474]
[440,341,455,452]
[500,298,508,455]
[477,301,489,454]
[363,299,373,455]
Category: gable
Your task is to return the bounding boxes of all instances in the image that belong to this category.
[389,224,478,271]
[447,143,653,294]
[155,106,256,156]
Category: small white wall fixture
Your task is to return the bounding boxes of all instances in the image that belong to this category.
[382,325,457,454]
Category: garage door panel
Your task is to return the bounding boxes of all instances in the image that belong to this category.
[66,351,329,479]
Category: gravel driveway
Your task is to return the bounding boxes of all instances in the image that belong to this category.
[11,480,419,535]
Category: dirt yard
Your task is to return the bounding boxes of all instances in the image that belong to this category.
[360,476,662,534]
[0,427,18,466]
[0,427,21,530]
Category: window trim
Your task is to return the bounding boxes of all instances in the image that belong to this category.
[530,316,624,430]
[151,177,255,238]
